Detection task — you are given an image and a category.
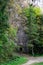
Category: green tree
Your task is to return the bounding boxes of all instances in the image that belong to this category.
[0,0,10,62]
[23,5,42,55]
[38,14,43,45]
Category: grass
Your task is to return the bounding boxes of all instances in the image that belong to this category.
[32,62,43,65]
[1,56,27,65]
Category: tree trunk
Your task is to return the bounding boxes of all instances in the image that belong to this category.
[32,47,34,56]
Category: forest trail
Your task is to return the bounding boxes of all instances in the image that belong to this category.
[22,57,43,65]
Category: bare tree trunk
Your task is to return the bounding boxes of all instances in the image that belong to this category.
[32,47,34,56]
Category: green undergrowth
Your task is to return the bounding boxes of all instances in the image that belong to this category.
[0,56,27,65]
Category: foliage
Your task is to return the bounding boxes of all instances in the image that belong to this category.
[24,5,38,44]
[33,7,41,16]
[1,56,27,65]
[8,25,17,38]
[15,4,22,14]
[23,5,43,54]
[38,14,43,45]
[0,0,17,62]
[0,0,9,61]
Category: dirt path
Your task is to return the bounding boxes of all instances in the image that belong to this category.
[14,53,43,65]
[22,57,43,65]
